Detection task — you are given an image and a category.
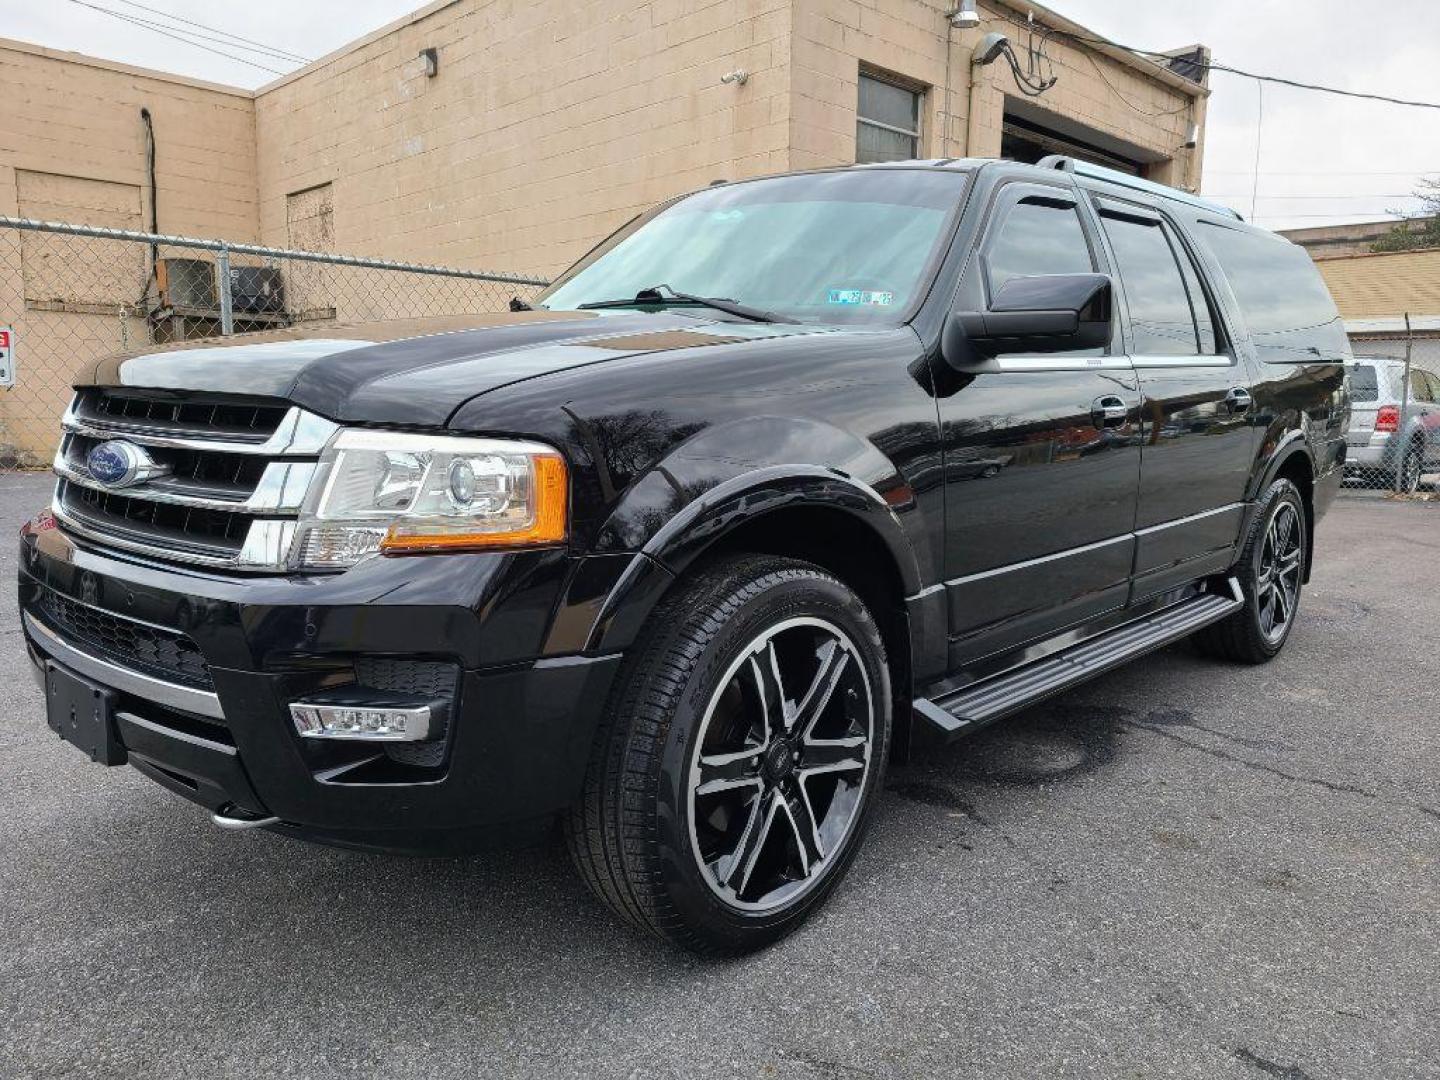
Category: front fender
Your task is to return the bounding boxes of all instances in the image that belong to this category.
[578,464,923,654]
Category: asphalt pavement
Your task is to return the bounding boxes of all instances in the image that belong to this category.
[1,470,1435,1080]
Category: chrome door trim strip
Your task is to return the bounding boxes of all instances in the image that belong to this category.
[944,533,1134,589]
[1134,502,1245,536]
[993,355,1133,372]
[1130,353,1235,369]
[24,611,225,719]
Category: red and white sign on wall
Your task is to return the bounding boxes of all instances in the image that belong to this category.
[0,327,13,388]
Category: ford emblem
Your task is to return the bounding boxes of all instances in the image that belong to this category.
[85,440,168,489]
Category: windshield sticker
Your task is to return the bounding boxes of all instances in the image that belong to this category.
[827,289,895,306]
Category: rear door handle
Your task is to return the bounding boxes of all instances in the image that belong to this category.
[1225,387,1253,413]
[1091,396,1129,427]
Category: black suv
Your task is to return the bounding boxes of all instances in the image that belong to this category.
[20,158,1350,953]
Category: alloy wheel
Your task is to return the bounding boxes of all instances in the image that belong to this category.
[687,616,874,913]
[1256,502,1303,644]
[1399,447,1423,494]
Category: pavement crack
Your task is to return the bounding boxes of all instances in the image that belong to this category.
[1131,722,1377,798]
[1232,1047,1320,1080]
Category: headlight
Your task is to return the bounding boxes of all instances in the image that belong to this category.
[294,430,567,569]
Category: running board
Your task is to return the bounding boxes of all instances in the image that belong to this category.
[914,582,1243,740]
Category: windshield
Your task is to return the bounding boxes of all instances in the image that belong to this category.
[538,169,969,325]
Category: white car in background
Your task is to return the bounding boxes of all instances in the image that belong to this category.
[1345,356,1440,493]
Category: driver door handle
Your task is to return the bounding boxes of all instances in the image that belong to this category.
[1225,387,1253,413]
[1091,396,1129,427]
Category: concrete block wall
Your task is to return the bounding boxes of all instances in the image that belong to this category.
[0,38,258,462]
[254,0,794,277]
[786,0,1203,187]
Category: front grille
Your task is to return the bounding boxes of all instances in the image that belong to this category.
[75,388,290,442]
[35,584,213,691]
[53,388,336,571]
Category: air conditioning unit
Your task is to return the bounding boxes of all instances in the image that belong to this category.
[229,266,285,314]
[156,257,217,309]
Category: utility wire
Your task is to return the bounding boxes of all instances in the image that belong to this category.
[995,11,1440,110]
[77,4,306,64]
[108,0,311,63]
[64,0,294,76]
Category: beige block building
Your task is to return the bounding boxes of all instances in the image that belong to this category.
[1,0,1209,460]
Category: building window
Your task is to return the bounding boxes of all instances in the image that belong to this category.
[856,72,922,163]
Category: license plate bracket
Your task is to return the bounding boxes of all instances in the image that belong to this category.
[45,661,126,766]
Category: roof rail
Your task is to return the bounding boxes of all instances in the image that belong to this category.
[1037,155,1242,220]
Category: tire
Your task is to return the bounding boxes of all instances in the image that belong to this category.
[1396,440,1423,495]
[566,554,892,955]
[1193,478,1307,664]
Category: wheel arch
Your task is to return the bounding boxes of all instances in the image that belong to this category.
[1251,437,1317,584]
[582,467,926,755]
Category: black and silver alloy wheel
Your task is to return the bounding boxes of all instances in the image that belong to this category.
[568,555,891,955]
[1255,500,1302,645]
[688,617,873,912]
[1194,476,1307,665]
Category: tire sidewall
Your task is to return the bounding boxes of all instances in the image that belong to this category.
[1245,480,1307,655]
[652,568,891,948]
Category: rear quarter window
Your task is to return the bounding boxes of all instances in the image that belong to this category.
[1196,222,1351,364]
[1349,364,1379,402]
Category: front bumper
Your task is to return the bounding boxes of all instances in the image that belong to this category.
[20,513,625,852]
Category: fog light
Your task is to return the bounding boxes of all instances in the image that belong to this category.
[289,690,443,742]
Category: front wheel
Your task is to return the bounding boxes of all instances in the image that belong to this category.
[1194,478,1307,664]
[566,555,891,955]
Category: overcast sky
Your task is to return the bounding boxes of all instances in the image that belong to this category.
[5,0,1438,231]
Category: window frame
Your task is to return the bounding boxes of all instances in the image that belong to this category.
[966,178,1130,371]
[856,68,924,164]
[1088,192,1235,369]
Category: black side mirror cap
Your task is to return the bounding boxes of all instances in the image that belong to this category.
[942,273,1113,369]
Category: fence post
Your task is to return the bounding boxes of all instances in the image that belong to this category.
[1395,311,1413,493]
[216,245,234,336]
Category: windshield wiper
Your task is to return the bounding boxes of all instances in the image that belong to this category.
[578,284,779,323]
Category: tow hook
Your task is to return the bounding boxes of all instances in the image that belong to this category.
[210,805,281,831]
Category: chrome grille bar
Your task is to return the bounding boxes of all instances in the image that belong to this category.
[52,389,335,572]
[54,452,317,515]
[62,399,339,456]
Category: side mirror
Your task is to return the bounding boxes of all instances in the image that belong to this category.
[942,273,1113,369]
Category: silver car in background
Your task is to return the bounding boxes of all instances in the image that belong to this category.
[1345,356,1440,492]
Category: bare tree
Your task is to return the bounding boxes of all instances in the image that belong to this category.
[1370,178,1440,252]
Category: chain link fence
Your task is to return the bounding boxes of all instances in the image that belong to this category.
[0,217,548,469]
[1342,319,1440,500]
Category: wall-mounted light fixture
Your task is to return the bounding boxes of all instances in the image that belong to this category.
[1183,122,1200,149]
[720,69,750,86]
[420,47,439,78]
[949,0,980,28]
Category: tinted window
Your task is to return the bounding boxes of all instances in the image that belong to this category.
[1350,364,1379,403]
[1410,370,1435,403]
[1172,233,1218,353]
[1101,213,1202,355]
[1196,223,1349,363]
[986,198,1094,292]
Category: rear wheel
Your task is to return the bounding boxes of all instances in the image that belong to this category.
[1194,478,1306,664]
[1396,440,1424,494]
[566,555,891,955]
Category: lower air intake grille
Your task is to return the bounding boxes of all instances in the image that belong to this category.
[36,585,213,692]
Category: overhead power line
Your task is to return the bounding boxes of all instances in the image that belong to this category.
[108,0,311,63]
[64,0,297,76]
[996,11,1440,110]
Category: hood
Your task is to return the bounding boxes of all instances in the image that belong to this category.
[85,311,836,427]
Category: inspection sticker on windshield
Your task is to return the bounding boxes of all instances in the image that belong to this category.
[827,289,894,307]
